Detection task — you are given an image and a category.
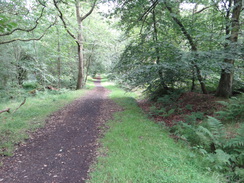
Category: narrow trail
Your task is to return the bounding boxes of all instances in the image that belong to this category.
[0,79,121,183]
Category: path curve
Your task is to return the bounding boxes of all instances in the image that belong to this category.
[0,80,121,183]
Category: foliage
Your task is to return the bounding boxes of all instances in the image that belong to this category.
[171,115,244,182]
[112,0,244,98]
[216,94,244,121]
[0,0,122,97]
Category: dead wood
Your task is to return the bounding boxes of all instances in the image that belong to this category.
[46,85,59,91]
[0,108,11,114]
[12,98,26,114]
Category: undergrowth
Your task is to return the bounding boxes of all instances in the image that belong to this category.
[160,93,244,182]
[89,83,225,183]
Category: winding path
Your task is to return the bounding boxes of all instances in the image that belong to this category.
[0,79,121,183]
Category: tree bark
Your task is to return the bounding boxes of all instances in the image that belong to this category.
[75,0,85,89]
[216,0,242,98]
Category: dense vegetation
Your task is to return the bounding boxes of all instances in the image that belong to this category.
[112,0,243,99]
[0,0,122,96]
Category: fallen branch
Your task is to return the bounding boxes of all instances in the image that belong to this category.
[12,98,26,114]
[0,108,11,114]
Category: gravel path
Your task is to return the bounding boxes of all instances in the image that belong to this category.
[0,80,121,183]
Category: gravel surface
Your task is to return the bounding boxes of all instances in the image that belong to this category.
[0,80,122,183]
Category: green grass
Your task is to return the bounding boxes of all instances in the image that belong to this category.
[89,83,225,183]
[0,82,94,156]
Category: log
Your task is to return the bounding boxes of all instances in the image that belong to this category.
[0,108,11,114]
[46,85,59,91]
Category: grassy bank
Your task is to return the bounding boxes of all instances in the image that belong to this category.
[0,83,94,156]
[89,82,225,183]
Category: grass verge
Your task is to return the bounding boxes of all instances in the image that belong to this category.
[0,82,94,156]
[89,82,225,183]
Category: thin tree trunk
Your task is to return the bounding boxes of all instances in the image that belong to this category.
[164,3,208,94]
[191,67,196,91]
[57,27,61,88]
[152,7,169,90]
[216,0,242,98]
[84,43,96,84]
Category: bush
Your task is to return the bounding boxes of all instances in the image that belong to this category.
[216,93,244,121]
[171,116,244,182]
[22,80,39,89]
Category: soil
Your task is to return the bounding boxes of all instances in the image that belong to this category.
[138,92,223,127]
[0,79,122,183]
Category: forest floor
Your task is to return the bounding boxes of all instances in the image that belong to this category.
[0,79,122,183]
[138,92,224,127]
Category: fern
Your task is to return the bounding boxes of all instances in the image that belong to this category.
[196,126,215,146]
[226,124,244,148]
[207,116,226,143]
[216,94,244,121]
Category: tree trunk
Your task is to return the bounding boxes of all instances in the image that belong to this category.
[191,67,196,91]
[76,0,85,89]
[152,7,169,90]
[57,27,61,88]
[53,0,96,90]
[76,44,85,89]
[216,0,242,98]
[164,3,208,94]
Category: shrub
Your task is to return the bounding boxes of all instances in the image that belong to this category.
[22,80,39,89]
[171,116,244,182]
[216,94,244,121]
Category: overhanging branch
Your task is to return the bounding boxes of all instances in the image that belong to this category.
[0,19,56,45]
[80,0,98,22]
[53,0,77,42]
[0,6,46,37]
[139,0,159,21]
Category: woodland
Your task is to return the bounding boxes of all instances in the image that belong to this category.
[0,0,243,97]
[0,0,244,182]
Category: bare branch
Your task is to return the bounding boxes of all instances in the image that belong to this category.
[80,0,98,22]
[139,0,159,21]
[0,108,11,115]
[194,6,212,14]
[0,6,46,37]
[0,19,56,45]
[12,98,26,114]
[194,2,219,14]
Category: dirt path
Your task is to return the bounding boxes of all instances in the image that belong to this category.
[0,80,121,183]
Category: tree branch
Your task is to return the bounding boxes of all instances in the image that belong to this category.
[139,0,158,21]
[80,0,98,22]
[53,0,77,42]
[12,98,26,114]
[164,3,197,51]
[0,6,46,37]
[0,19,56,45]
[194,5,213,14]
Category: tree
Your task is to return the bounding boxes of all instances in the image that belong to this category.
[53,0,97,89]
[110,0,243,98]
[216,0,243,98]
